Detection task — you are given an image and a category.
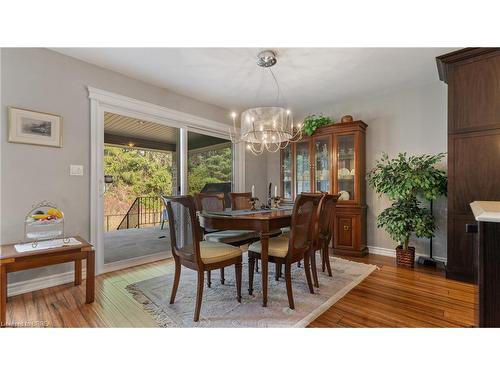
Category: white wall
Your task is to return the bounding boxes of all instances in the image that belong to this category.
[1,48,231,284]
[268,81,448,259]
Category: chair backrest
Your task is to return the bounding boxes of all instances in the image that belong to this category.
[316,194,340,247]
[230,192,252,210]
[195,192,225,212]
[162,195,202,265]
[288,193,323,258]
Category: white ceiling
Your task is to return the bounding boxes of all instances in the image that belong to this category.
[54,48,454,116]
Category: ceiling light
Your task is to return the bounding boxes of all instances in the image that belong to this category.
[229,50,302,155]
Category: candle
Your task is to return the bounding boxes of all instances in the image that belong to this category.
[274,185,278,197]
[252,185,255,197]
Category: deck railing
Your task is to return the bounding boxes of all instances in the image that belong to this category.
[104,196,164,232]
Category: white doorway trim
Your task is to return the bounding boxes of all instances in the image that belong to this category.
[88,87,244,274]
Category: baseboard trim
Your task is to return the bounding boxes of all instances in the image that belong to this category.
[368,246,447,264]
[8,269,87,297]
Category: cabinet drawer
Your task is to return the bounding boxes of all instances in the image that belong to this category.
[336,216,354,248]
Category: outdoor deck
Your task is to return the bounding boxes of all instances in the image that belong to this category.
[104,226,171,264]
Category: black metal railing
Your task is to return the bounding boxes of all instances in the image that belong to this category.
[104,196,164,232]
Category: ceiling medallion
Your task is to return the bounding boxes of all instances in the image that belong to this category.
[229,50,302,155]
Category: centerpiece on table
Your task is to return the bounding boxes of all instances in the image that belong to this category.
[367,152,447,267]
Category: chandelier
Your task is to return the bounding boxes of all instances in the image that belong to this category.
[229,50,302,155]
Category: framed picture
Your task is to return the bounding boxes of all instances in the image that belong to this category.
[8,107,62,147]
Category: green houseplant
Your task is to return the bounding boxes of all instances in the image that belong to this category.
[302,114,333,136]
[367,152,447,267]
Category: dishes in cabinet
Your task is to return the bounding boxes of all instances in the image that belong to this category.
[338,190,350,201]
[338,168,350,177]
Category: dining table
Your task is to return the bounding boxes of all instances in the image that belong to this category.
[198,207,292,307]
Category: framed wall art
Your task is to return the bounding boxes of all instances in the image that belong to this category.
[8,107,62,147]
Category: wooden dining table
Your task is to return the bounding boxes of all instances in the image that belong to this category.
[198,208,292,307]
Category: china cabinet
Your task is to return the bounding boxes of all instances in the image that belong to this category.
[280,121,368,257]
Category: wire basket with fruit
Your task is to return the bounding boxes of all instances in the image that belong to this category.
[24,201,68,246]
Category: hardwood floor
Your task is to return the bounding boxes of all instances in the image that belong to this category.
[4,254,477,328]
[309,255,476,327]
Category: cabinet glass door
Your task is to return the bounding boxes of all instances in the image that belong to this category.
[314,136,331,193]
[282,145,293,199]
[336,134,355,201]
[295,140,311,195]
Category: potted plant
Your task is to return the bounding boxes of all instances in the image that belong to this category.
[367,152,447,267]
[302,114,334,136]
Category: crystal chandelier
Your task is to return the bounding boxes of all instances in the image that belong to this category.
[229,50,302,155]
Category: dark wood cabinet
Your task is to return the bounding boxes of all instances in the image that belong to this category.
[437,48,500,282]
[280,121,368,257]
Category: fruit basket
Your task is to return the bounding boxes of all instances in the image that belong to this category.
[24,201,68,245]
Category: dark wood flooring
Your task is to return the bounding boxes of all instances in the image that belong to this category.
[4,254,477,328]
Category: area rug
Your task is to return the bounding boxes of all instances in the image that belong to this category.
[126,256,377,327]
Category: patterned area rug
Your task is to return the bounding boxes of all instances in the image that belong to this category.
[126,256,377,327]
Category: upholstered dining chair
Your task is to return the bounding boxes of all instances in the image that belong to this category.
[195,192,257,287]
[247,193,323,309]
[310,193,340,288]
[163,195,243,322]
[229,192,282,274]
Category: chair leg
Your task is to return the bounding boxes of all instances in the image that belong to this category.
[285,262,294,309]
[311,250,319,288]
[303,252,315,294]
[321,247,326,272]
[220,267,225,285]
[248,257,255,295]
[297,260,301,268]
[275,263,280,281]
[194,270,205,322]
[324,245,333,277]
[255,259,259,273]
[207,270,211,288]
[170,259,181,304]
[235,262,242,303]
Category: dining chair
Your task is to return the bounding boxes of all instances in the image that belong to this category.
[310,193,340,288]
[229,192,282,274]
[195,192,257,287]
[247,193,322,309]
[163,195,243,322]
[229,192,252,210]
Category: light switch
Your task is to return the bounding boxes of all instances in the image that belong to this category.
[70,164,84,176]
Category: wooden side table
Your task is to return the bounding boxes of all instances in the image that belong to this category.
[0,236,94,327]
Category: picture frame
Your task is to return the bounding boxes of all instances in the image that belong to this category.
[8,107,62,148]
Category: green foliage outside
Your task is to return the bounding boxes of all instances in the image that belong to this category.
[104,146,173,216]
[188,147,232,195]
[367,152,447,250]
[302,114,334,136]
[103,145,232,217]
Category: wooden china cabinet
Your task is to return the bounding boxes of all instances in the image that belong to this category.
[280,121,368,257]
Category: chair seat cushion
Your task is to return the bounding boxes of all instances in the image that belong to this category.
[200,241,242,264]
[204,230,257,244]
[248,235,289,258]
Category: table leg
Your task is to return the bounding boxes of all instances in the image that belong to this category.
[0,265,7,327]
[85,250,95,304]
[74,259,82,286]
[260,233,269,307]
